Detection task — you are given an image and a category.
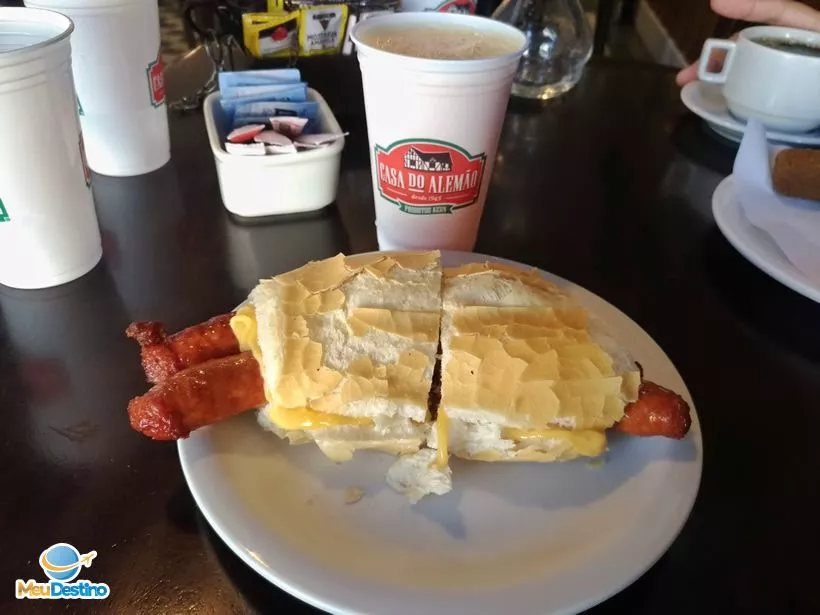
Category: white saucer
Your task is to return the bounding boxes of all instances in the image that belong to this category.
[713,175,820,303]
[178,251,702,615]
[681,81,820,146]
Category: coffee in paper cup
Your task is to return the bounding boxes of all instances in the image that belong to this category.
[352,13,525,251]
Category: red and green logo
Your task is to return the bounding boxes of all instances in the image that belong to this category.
[374,139,486,215]
[0,197,8,223]
[146,50,166,108]
[436,0,476,13]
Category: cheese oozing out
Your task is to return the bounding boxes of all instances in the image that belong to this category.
[230,305,369,430]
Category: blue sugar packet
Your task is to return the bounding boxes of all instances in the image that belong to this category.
[233,101,319,131]
[221,83,308,101]
[218,69,301,91]
[220,85,308,119]
[221,86,308,118]
[232,116,275,126]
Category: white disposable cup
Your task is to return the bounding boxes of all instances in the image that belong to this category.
[0,7,102,289]
[699,26,820,132]
[351,13,525,251]
[26,0,170,176]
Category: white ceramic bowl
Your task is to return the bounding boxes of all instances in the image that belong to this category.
[203,89,344,217]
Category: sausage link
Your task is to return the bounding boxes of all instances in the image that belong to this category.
[126,313,239,384]
[615,381,692,439]
[128,352,265,440]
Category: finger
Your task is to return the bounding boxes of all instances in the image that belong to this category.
[778,1,820,30]
[711,0,820,32]
[676,62,699,86]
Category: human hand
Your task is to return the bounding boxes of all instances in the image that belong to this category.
[676,0,820,86]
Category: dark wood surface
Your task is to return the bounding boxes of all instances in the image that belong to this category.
[2,56,819,614]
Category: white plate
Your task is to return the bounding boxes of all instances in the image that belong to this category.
[681,81,820,146]
[178,252,703,615]
[713,175,820,304]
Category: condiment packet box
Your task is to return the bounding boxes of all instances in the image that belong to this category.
[204,88,345,217]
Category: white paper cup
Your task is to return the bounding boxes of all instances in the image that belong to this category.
[351,13,525,251]
[26,0,170,176]
[0,7,102,289]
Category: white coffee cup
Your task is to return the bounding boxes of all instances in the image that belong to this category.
[0,7,102,289]
[25,0,170,176]
[351,13,525,251]
[699,26,820,132]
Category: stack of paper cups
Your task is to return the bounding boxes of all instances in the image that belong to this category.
[0,7,102,289]
[25,0,170,176]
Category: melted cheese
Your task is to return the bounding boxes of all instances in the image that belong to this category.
[231,304,263,366]
[434,409,449,468]
[501,427,606,457]
[230,305,368,431]
[266,404,369,430]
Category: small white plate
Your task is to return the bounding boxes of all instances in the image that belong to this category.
[713,175,820,304]
[681,81,820,146]
[178,252,703,615]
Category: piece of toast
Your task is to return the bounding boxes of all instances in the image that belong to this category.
[772,148,820,201]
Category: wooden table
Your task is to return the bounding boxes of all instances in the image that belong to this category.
[1,56,818,614]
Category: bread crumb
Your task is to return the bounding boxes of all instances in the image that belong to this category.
[586,458,606,469]
[344,487,365,505]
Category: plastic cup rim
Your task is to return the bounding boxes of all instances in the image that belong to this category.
[0,6,74,61]
[350,12,526,72]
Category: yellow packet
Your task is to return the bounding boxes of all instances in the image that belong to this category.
[242,12,300,59]
[298,4,349,56]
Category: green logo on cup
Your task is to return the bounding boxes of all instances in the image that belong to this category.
[77,96,84,117]
[0,198,9,223]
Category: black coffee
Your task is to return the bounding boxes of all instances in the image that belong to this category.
[753,37,820,57]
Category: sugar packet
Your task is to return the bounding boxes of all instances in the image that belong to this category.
[218,69,302,91]
[233,101,320,132]
[221,83,308,101]
[220,85,309,117]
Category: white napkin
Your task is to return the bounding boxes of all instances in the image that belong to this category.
[733,119,820,285]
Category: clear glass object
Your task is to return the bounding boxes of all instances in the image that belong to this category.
[492,0,593,100]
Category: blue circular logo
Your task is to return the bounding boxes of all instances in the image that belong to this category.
[40,543,81,582]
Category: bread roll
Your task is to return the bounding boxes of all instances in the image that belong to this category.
[772,148,820,201]
[234,252,443,463]
[431,263,641,465]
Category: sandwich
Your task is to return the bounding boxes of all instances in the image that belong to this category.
[229,251,442,464]
[387,262,652,501]
[126,252,691,502]
[433,262,641,464]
